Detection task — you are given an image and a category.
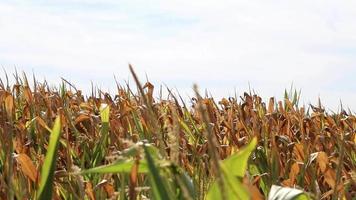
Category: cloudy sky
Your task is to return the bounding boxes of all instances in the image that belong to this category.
[0,0,355,111]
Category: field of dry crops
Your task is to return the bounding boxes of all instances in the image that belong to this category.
[0,68,355,200]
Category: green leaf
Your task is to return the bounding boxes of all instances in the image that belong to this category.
[207,138,257,200]
[37,117,62,200]
[223,137,257,177]
[207,182,223,200]
[100,104,110,123]
[91,104,110,167]
[144,145,173,200]
[177,171,195,199]
[268,185,310,200]
[249,164,268,196]
[207,164,250,200]
[170,165,196,200]
[80,159,148,174]
[179,119,196,144]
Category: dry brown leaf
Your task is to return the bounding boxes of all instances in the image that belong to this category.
[324,168,336,189]
[16,153,38,182]
[23,86,33,104]
[129,159,139,200]
[104,183,115,198]
[242,177,263,200]
[289,162,300,185]
[320,189,334,199]
[5,94,14,117]
[285,98,294,112]
[85,182,96,200]
[278,101,284,113]
[80,103,93,111]
[36,117,50,131]
[219,98,229,107]
[267,97,275,114]
[317,152,329,173]
[143,82,154,104]
[293,143,304,162]
[13,138,24,154]
[249,184,264,200]
[75,114,91,124]
[281,179,292,187]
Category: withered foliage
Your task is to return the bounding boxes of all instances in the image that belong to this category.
[0,73,355,200]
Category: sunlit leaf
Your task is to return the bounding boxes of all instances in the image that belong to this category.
[91,104,110,167]
[268,185,310,200]
[80,159,148,174]
[37,117,62,200]
[100,104,110,123]
[16,153,38,182]
[207,165,250,200]
[223,137,257,177]
[207,138,257,200]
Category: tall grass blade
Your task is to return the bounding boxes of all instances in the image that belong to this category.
[36,117,62,200]
[91,104,110,167]
[143,145,172,200]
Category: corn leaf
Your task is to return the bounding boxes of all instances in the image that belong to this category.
[80,159,148,174]
[36,117,61,200]
[222,137,257,177]
[144,145,173,200]
[91,104,110,167]
[268,185,310,200]
[207,164,250,200]
[207,137,257,200]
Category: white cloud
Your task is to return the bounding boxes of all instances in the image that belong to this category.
[0,0,355,110]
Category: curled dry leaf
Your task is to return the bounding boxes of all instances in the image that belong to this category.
[75,114,91,124]
[36,117,51,131]
[16,153,38,182]
[80,103,93,111]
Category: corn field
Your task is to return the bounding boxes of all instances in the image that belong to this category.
[0,67,355,200]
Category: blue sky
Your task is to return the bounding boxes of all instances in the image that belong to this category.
[0,0,356,111]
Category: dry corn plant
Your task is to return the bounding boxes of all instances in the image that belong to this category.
[0,68,354,200]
